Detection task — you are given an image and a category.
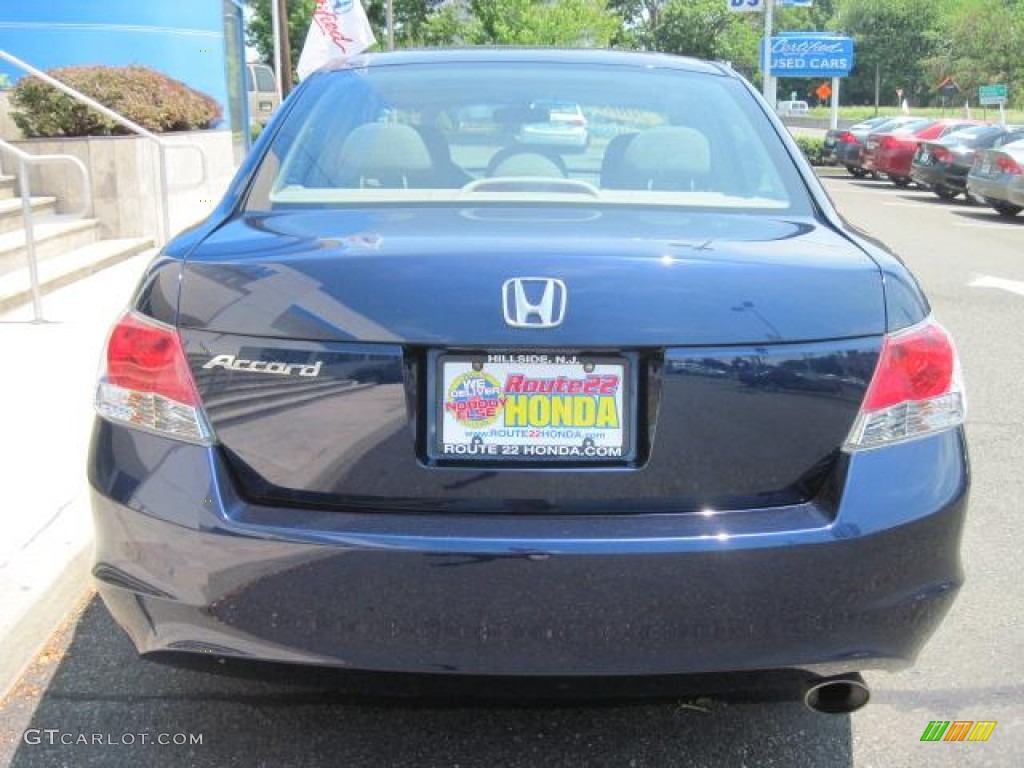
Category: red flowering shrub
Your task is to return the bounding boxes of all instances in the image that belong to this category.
[11,65,222,137]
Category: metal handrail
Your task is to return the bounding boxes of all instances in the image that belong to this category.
[0,48,209,246]
[0,138,92,322]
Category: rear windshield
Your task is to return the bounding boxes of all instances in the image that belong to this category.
[942,125,999,142]
[870,117,926,133]
[251,64,277,94]
[245,61,811,214]
[890,119,935,134]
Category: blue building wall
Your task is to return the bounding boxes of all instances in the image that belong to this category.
[0,0,242,129]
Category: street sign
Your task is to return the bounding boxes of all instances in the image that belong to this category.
[815,82,832,101]
[979,84,1008,106]
[729,0,809,11]
[727,0,763,12]
[761,34,855,78]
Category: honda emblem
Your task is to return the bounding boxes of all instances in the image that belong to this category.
[502,278,567,328]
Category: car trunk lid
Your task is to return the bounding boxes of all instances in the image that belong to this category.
[178,207,883,513]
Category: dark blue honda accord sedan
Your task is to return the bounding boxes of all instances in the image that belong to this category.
[88,49,968,712]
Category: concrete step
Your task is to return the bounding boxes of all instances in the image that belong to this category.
[0,237,154,314]
[0,218,100,277]
[0,175,15,200]
[0,196,58,235]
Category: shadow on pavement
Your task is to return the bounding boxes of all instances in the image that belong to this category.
[949,208,1024,225]
[9,598,854,768]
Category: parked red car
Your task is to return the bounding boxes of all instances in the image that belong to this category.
[862,119,983,187]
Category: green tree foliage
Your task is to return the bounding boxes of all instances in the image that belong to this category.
[837,0,945,108]
[243,0,1022,110]
[639,0,756,62]
[246,0,316,76]
[11,66,221,137]
[464,0,620,47]
[925,0,1024,109]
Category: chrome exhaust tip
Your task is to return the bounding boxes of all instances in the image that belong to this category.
[803,673,870,714]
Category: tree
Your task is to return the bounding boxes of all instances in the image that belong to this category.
[838,0,946,108]
[246,1,442,75]
[632,0,759,66]
[467,0,621,47]
[925,0,1024,109]
[246,0,317,78]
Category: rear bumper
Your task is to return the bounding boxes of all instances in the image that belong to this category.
[1008,179,1024,207]
[868,148,909,177]
[835,144,863,168]
[911,163,965,190]
[968,176,1012,204]
[89,420,968,678]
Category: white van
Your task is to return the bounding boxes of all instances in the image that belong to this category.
[247,63,280,126]
[776,100,809,117]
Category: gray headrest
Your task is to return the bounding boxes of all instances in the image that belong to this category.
[624,127,711,176]
[338,123,433,174]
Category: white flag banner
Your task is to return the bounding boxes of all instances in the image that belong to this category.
[297,0,376,80]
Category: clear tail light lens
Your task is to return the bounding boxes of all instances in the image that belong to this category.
[844,318,965,451]
[95,311,214,444]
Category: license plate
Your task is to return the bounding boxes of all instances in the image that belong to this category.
[259,101,273,111]
[434,353,631,462]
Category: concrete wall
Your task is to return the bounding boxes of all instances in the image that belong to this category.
[10,130,237,240]
[0,92,24,142]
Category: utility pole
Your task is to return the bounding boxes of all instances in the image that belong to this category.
[277,0,293,96]
[761,0,775,108]
[387,0,395,50]
[873,63,880,116]
[271,0,284,100]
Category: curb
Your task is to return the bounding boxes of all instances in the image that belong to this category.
[814,166,852,179]
[0,492,92,701]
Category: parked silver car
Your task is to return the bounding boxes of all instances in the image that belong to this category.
[967,138,1024,217]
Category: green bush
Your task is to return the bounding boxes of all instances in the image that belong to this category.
[11,65,222,138]
[794,136,827,166]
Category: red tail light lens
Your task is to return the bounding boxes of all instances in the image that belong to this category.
[880,136,899,149]
[840,132,858,144]
[996,156,1022,175]
[96,311,213,444]
[931,147,953,164]
[845,318,965,450]
[106,313,200,405]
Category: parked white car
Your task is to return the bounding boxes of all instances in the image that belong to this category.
[516,100,589,151]
[776,100,809,117]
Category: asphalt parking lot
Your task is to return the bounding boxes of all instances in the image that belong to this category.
[0,173,1021,767]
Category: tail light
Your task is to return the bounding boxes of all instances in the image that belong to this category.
[931,147,953,164]
[95,311,214,444]
[844,318,965,451]
[840,132,858,144]
[880,136,900,150]
[996,155,1022,175]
